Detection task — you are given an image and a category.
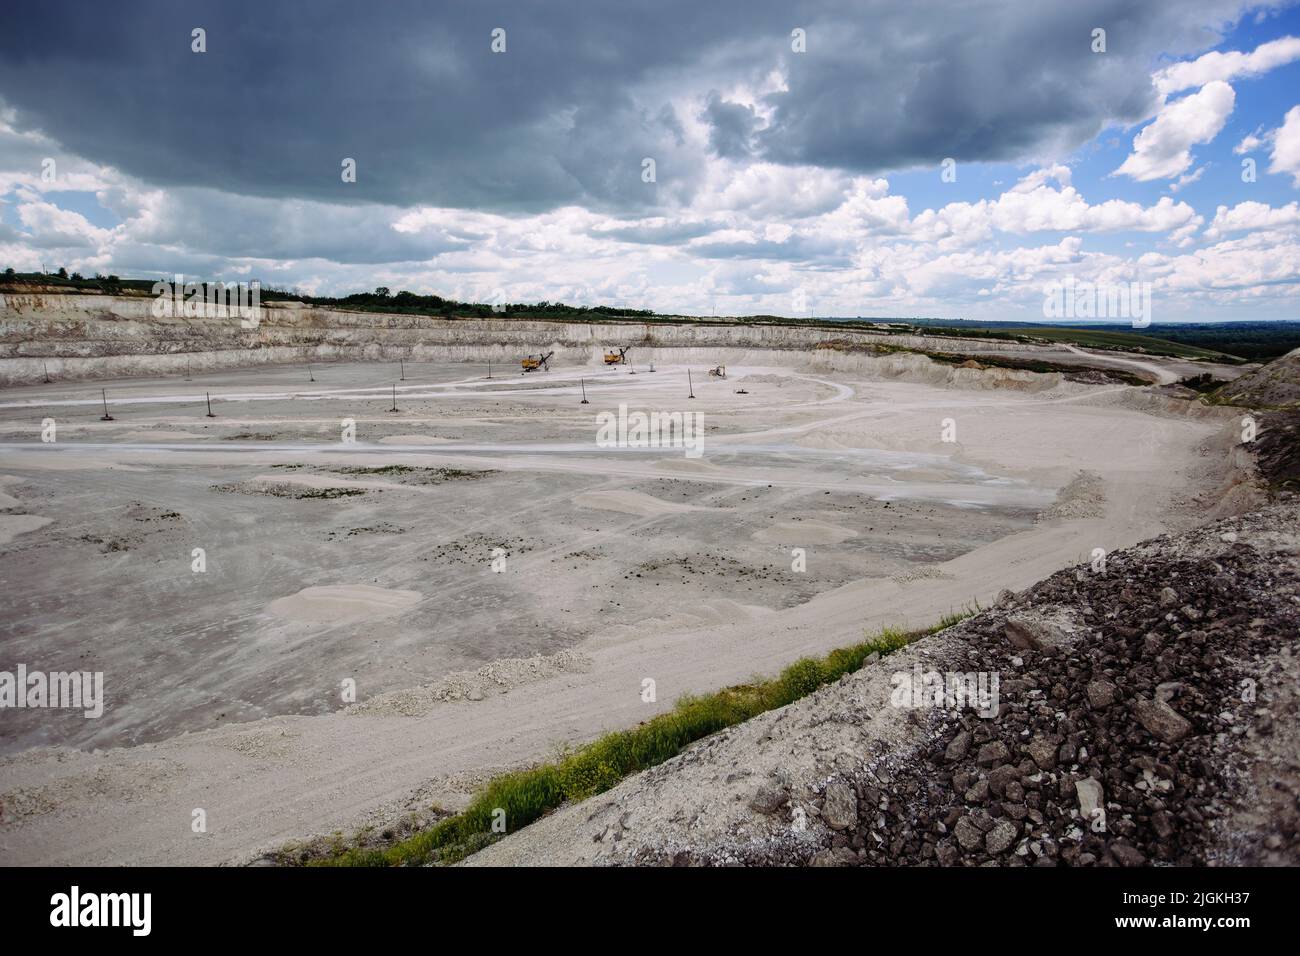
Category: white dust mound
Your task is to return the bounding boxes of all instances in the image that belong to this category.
[267,584,423,623]
[575,490,703,516]
[0,514,51,546]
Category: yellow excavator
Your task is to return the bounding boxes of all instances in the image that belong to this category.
[521,351,553,373]
[604,346,630,366]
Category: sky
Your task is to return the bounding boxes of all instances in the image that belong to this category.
[1,0,1300,323]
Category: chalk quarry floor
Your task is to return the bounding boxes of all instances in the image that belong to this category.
[0,359,1229,864]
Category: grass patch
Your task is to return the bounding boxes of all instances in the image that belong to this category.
[211,481,367,499]
[331,465,493,484]
[1178,372,1229,395]
[296,487,367,499]
[309,609,975,867]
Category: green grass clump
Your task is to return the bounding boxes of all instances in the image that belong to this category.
[332,465,493,483]
[310,610,975,867]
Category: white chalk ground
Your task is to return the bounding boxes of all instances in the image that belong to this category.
[0,356,1236,864]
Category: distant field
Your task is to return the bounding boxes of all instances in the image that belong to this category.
[917,325,1240,362]
[907,319,1300,362]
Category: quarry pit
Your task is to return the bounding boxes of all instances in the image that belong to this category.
[0,297,1250,865]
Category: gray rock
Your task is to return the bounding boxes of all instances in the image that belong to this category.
[945,730,973,762]
[749,786,789,815]
[1155,681,1183,703]
[1086,680,1116,709]
[954,815,984,851]
[821,781,858,831]
[1159,586,1179,607]
[1027,736,1058,770]
[809,847,857,867]
[988,764,1019,796]
[1004,612,1077,652]
[1109,842,1147,867]
[976,740,1011,768]
[985,819,1017,854]
[1133,697,1193,744]
[964,779,990,803]
[1076,777,1104,820]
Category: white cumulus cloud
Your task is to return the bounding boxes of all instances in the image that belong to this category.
[1154,36,1300,94]
[1269,105,1300,186]
[1114,81,1236,182]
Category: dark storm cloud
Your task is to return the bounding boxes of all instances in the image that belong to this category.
[702,92,759,158]
[687,234,849,264]
[0,0,1257,213]
[752,2,1238,171]
[594,220,718,245]
[119,188,466,264]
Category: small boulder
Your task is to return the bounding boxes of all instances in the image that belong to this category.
[1027,736,1058,770]
[1086,680,1116,709]
[954,816,984,851]
[964,779,990,803]
[1075,777,1104,820]
[821,781,858,831]
[985,819,1018,855]
[749,786,789,815]
[945,730,973,762]
[1133,697,1193,744]
[1109,842,1147,867]
[808,847,857,867]
[976,740,1011,768]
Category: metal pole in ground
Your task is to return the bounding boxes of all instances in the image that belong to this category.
[100,388,114,421]
[205,392,216,418]
[400,359,405,381]
[688,369,695,399]
[43,362,51,383]
[308,364,315,382]
[389,385,398,413]
[580,378,589,404]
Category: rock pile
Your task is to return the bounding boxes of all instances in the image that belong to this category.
[633,506,1300,867]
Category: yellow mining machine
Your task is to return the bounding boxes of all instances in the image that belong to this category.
[521,350,554,373]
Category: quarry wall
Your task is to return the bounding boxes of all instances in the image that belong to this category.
[0,292,1053,387]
